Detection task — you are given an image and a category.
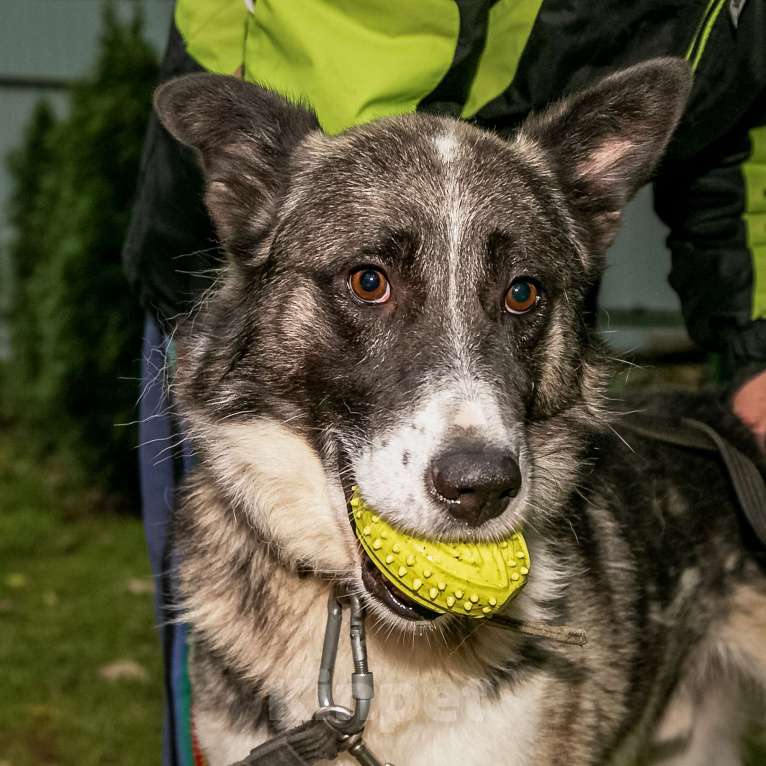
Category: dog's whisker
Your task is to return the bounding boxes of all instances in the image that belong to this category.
[605,422,636,454]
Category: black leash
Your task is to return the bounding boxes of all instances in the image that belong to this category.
[618,414,766,548]
[230,719,340,765]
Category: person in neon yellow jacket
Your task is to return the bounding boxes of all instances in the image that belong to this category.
[128,0,766,393]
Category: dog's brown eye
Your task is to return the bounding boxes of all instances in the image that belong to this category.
[349,268,390,303]
[504,279,539,314]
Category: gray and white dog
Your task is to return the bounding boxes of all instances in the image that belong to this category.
[155,59,766,765]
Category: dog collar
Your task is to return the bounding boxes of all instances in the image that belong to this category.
[351,486,530,618]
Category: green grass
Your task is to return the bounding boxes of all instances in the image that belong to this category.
[748,733,766,766]
[0,433,162,765]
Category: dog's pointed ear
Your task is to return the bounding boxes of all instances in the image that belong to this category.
[521,58,692,256]
[154,74,320,261]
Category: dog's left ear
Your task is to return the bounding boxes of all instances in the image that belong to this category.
[154,74,320,262]
[521,58,692,257]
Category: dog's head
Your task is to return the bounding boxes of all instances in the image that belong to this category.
[156,59,691,626]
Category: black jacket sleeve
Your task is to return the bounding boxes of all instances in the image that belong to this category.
[654,96,766,380]
[122,22,221,329]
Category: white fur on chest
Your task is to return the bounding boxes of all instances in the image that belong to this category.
[195,592,545,766]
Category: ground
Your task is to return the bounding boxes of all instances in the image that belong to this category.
[0,433,162,765]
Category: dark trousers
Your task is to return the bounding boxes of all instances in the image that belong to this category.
[139,314,197,766]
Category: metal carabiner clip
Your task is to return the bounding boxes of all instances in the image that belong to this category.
[316,588,374,735]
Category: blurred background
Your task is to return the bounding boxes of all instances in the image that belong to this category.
[0,1,757,764]
[0,3,169,763]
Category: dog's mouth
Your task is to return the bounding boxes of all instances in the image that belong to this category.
[338,454,440,622]
[338,455,531,625]
[358,544,441,622]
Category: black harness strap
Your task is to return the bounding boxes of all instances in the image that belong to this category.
[231,719,340,766]
[618,414,766,548]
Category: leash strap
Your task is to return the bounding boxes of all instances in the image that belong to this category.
[618,414,766,547]
[682,418,766,545]
[230,719,340,765]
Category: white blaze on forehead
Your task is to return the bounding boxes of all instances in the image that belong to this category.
[433,126,473,375]
[432,127,462,244]
[434,131,458,163]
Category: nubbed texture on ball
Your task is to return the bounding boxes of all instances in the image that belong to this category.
[351,487,530,618]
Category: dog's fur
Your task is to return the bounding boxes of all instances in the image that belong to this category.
[155,59,766,765]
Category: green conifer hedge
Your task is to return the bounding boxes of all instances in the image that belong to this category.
[3,5,159,505]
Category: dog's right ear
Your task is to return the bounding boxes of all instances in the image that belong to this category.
[520,58,692,259]
[154,74,320,262]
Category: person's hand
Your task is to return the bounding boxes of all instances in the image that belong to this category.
[732,368,766,449]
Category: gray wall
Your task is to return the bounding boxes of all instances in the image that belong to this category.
[0,0,173,357]
[0,0,174,244]
[601,187,688,354]
[0,0,173,84]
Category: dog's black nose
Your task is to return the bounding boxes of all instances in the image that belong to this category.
[429,447,521,526]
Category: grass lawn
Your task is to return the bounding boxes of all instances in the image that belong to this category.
[0,432,162,765]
